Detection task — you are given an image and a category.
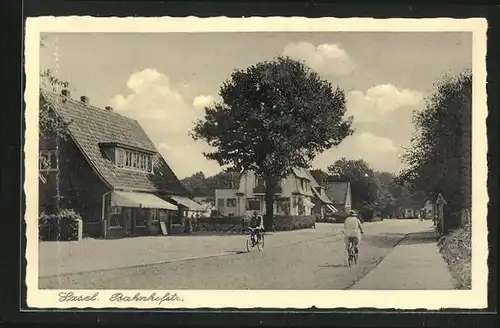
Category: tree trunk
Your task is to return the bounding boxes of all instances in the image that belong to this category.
[264,175,275,231]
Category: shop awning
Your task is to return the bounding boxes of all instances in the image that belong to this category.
[169,195,206,212]
[326,204,339,213]
[111,191,177,210]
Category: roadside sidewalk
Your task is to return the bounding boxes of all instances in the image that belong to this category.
[351,227,454,290]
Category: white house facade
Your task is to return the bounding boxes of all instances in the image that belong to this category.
[215,168,317,217]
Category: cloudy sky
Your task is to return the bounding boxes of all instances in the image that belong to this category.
[40,32,471,179]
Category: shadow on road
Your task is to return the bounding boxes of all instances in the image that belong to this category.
[360,235,405,249]
[228,251,248,254]
[400,230,439,245]
[318,264,346,268]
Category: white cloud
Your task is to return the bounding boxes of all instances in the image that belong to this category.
[313,132,401,173]
[193,95,216,110]
[347,84,423,123]
[110,69,220,178]
[355,132,398,153]
[282,42,355,76]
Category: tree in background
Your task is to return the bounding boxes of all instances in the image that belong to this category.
[310,168,329,185]
[373,171,397,218]
[180,172,210,197]
[399,70,472,233]
[191,57,353,230]
[181,171,241,199]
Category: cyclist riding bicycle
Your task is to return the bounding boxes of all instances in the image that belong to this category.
[343,210,364,258]
[249,212,264,244]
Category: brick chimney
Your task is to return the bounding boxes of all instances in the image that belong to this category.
[105,106,113,111]
[80,96,89,104]
[61,89,71,97]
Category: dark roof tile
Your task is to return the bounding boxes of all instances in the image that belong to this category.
[324,181,350,205]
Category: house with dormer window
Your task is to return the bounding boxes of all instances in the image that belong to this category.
[38,88,204,238]
[215,168,334,218]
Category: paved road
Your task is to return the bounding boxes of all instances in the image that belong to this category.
[39,220,428,289]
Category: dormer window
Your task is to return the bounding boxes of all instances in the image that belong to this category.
[115,148,153,172]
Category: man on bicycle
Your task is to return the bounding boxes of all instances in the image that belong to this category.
[249,212,264,244]
[343,210,364,257]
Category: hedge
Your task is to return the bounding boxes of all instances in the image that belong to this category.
[331,211,349,223]
[191,216,245,234]
[316,217,337,223]
[189,215,315,234]
[39,209,82,241]
[438,224,471,289]
[273,215,315,231]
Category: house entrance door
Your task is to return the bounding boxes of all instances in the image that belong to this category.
[130,209,137,235]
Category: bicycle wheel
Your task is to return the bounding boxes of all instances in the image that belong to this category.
[347,242,355,267]
[246,235,252,252]
[257,234,265,251]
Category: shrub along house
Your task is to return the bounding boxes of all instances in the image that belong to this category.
[38,88,204,238]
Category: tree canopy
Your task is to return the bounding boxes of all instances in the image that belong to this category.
[191,56,353,228]
[399,70,472,232]
[181,171,240,200]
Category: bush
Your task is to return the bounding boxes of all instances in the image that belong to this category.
[273,215,315,231]
[316,217,337,223]
[192,216,245,234]
[438,224,471,289]
[331,211,349,223]
[191,215,315,233]
[39,209,82,241]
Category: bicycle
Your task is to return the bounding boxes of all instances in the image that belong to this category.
[245,227,265,252]
[347,236,359,267]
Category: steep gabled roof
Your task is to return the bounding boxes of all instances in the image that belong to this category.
[40,89,188,195]
[324,181,350,205]
[292,168,334,204]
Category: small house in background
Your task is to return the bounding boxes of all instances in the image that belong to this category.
[38,88,204,238]
[192,196,215,217]
[323,180,352,214]
[421,199,434,219]
[400,208,416,219]
[215,189,240,217]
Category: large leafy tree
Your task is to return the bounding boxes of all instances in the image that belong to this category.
[399,70,472,232]
[191,57,353,229]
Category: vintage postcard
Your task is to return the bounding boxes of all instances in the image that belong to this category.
[24,17,488,309]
